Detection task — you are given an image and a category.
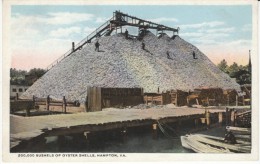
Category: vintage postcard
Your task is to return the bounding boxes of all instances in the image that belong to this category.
[1,0,259,162]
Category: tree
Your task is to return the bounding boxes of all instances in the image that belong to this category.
[217,59,229,73]
[10,68,27,85]
[10,68,46,85]
[28,68,45,78]
[232,69,251,85]
[217,60,251,85]
[228,62,240,77]
[26,68,46,85]
[231,64,251,85]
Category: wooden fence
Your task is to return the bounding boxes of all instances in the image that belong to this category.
[87,87,144,112]
[11,95,80,116]
[143,92,171,105]
[143,90,188,106]
[33,95,79,113]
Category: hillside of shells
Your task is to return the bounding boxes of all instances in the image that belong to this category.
[21,31,240,103]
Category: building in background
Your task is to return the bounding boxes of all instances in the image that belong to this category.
[10,85,30,99]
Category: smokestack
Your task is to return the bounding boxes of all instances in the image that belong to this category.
[72,42,75,51]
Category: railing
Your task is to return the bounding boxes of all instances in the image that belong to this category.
[45,11,179,72]
[46,49,73,71]
[46,16,114,71]
[74,16,114,50]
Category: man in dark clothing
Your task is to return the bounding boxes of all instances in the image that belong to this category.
[192,51,197,59]
[224,131,237,144]
[95,41,100,52]
[167,51,170,59]
[142,42,145,50]
[125,29,128,39]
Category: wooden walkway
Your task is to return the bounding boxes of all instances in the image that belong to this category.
[10,106,249,149]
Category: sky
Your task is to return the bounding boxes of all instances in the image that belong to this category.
[10,5,252,71]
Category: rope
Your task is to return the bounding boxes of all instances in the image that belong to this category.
[160,122,179,135]
[156,120,179,139]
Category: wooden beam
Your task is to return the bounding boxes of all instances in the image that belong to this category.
[194,119,199,129]
[63,96,67,113]
[121,127,127,143]
[231,109,235,126]
[205,109,211,128]
[46,95,50,111]
[236,95,238,106]
[218,112,223,126]
[152,123,158,140]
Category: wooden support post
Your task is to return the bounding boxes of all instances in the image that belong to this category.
[46,95,50,111]
[225,108,229,126]
[227,94,230,106]
[85,96,88,112]
[194,119,199,129]
[152,123,158,140]
[84,132,90,139]
[242,96,245,106]
[218,112,223,127]
[15,93,19,101]
[236,95,238,106]
[32,95,35,109]
[176,92,178,106]
[176,120,181,134]
[121,128,127,143]
[57,135,66,152]
[196,98,199,105]
[234,110,237,126]
[84,131,90,146]
[25,108,30,117]
[62,96,67,114]
[205,109,211,129]
[231,109,235,126]
[187,97,189,106]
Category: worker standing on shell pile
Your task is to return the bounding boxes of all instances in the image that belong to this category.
[125,29,128,39]
[193,51,197,59]
[167,51,170,59]
[95,41,100,52]
[142,41,145,50]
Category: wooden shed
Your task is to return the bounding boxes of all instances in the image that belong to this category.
[87,87,144,112]
[187,87,224,106]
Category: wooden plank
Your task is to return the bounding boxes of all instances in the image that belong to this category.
[236,110,251,116]
[234,134,251,141]
[45,119,154,137]
[218,112,223,125]
[226,126,251,135]
[49,103,63,106]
